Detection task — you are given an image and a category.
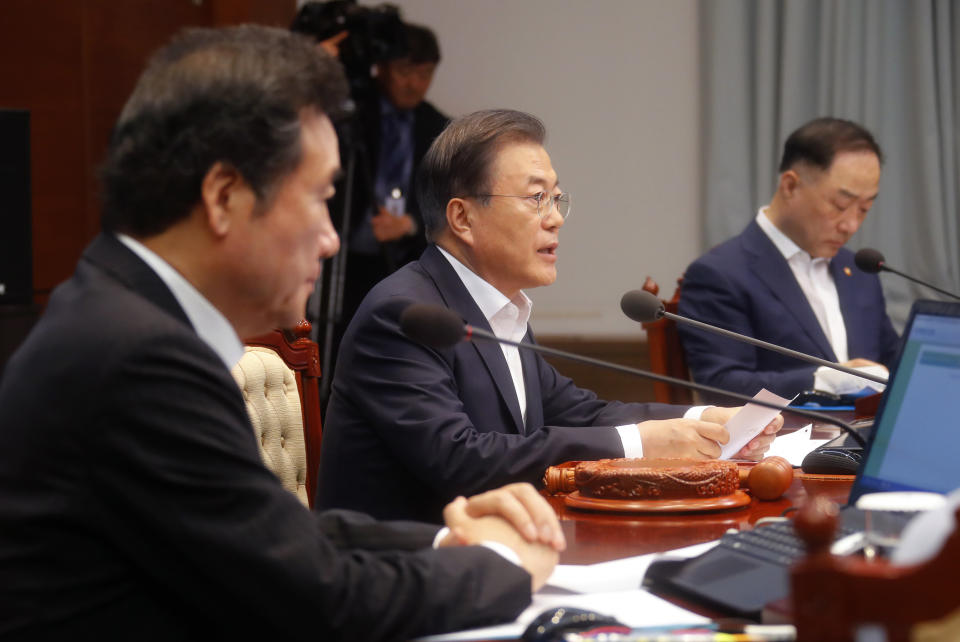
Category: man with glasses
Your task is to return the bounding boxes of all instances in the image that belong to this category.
[319,109,781,523]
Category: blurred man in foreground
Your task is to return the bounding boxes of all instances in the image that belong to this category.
[0,26,561,641]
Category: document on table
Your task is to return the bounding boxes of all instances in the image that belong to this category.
[720,388,794,459]
[763,424,831,466]
[415,542,717,641]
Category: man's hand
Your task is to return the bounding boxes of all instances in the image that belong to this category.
[841,358,884,369]
[701,406,784,460]
[316,30,349,58]
[439,485,561,591]
[371,207,415,242]
[636,418,729,459]
[451,483,565,551]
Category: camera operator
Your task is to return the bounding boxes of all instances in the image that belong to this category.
[344,21,448,314]
[292,3,449,389]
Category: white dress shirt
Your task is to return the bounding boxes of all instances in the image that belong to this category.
[755,209,848,362]
[756,210,886,393]
[437,247,705,457]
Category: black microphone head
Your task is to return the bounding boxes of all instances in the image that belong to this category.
[854,248,885,274]
[620,290,666,323]
[399,303,465,349]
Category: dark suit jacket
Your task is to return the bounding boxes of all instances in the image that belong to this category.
[677,220,901,398]
[0,235,528,641]
[320,245,687,523]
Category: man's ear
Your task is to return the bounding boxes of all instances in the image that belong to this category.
[779,169,802,199]
[199,162,252,238]
[445,198,475,246]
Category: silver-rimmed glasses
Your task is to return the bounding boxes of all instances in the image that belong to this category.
[471,192,572,220]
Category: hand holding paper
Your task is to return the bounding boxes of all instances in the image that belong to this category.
[719,389,793,460]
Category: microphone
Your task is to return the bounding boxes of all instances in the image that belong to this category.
[399,302,866,448]
[854,248,960,301]
[619,290,887,386]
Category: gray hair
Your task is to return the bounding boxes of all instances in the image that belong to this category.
[417,109,546,240]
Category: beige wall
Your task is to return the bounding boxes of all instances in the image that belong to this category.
[392,0,702,336]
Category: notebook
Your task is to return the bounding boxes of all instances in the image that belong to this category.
[643,299,960,619]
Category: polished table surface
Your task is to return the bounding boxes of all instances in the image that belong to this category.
[549,473,854,566]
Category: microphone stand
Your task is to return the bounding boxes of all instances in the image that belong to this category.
[876,265,960,302]
[462,325,867,448]
[657,310,888,386]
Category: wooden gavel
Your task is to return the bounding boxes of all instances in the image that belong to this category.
[543,455,795,500]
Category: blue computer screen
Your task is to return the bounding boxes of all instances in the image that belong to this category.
[855,307,960,497]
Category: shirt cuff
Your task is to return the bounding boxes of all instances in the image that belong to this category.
[479,541,522,566]
[615,424,644,458]
[432,527,522,567]
[684,405,708,420]
[433,527,451,549]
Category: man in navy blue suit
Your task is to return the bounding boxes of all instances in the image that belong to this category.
[678,117,900,399]
[320,109,782,523]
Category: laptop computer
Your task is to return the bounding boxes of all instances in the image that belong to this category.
[643,299,960,619]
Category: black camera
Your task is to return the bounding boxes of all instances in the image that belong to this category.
[291,1,407,95]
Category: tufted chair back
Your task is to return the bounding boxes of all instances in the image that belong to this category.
[231,321,323,507]
[233,347,309,505]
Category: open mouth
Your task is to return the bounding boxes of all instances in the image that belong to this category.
[538,242,558,256]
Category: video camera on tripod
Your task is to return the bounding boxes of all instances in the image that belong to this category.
[292,1,413,405]
[291,0,407,96]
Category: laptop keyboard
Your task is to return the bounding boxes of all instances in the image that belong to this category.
[715,520,858,567]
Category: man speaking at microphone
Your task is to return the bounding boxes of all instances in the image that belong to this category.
[678,117,900,399]
[320,109,781,523]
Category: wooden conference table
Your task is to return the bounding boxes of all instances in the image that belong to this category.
[549,419,856,566]
[548,471,853,567]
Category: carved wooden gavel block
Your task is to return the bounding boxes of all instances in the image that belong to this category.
[543,456,794,501]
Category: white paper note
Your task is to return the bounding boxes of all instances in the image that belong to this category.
[764,424,830,466]
[720,388,793,459]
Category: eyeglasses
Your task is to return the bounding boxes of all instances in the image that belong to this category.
[471,191,572,220]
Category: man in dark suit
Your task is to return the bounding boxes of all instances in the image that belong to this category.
[320,110,782,523]
[678,117,900,399]
[0,27,564,641]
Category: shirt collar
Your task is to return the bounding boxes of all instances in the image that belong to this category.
[756,207,811,262]
[116,234,245,370]
[436,246,532,329]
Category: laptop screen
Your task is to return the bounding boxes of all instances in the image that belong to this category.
[849,299,960,502]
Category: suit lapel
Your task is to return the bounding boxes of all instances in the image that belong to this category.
[419,246,525,433]
[82,233,193,329]
[743,221,836,360]
[519,328,542,433]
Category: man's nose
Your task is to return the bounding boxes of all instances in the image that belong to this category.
[542,201,565,229]
[318,227,340,259]
[837,209,861,235]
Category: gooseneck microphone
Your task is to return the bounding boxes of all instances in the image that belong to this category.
[399,302,866,448]
[620,290,888,385]
[854,248,960,301]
